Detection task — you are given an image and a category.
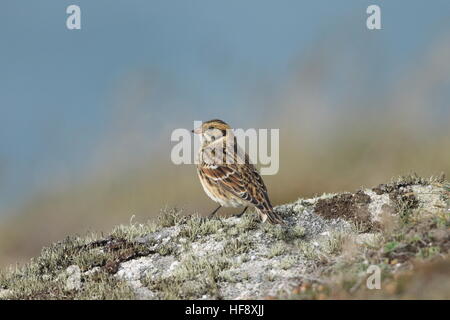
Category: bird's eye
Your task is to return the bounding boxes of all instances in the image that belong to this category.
[208,126,214,130]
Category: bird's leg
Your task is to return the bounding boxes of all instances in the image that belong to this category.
[209,205,222,218]
[235,206,248,218]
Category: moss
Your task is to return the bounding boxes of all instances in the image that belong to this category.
[1,264,135,300]
[111,221,159,241]
[11,235,102,278]
[110,208,185,241]
[235,213,260,231]
[296,241,321,261]
[157,207,186,228]
[178,216,223,241]
[175,254,230,279]
[143,254,231,299]
[223,236,253,256]
[2,176,448,300]
[145,277,199,300]
[72,249,110,272]
[219,269,250,283]
[156,242,176,256]
[266,242,286,258]
[1,271,67,300]
[225,226,240,237]
[0,233,154,299]
[78,271,135,300]
[263,224,305,242]
[279,256,297,270]
[322,231,348,255]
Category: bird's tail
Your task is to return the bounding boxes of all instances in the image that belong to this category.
[258,207,285,225]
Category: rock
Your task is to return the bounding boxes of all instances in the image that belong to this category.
[0,289,12,299]
[2,177,449,300]
[65,265,82,291]
[111,181,448,299]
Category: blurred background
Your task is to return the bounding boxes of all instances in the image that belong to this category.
[1,0,450,268]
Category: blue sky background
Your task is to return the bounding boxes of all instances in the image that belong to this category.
[1,1,450,215]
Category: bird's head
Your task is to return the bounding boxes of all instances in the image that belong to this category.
[192,119,232,144]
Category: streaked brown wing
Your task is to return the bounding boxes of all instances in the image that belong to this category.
[199,144,272,209]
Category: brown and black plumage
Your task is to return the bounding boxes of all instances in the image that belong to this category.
[193,119,284,224]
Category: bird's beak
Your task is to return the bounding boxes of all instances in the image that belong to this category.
[192,127,202,134]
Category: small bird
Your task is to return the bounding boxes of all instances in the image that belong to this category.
[192,119,284,224]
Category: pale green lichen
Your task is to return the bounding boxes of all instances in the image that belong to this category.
[1,176,449,300]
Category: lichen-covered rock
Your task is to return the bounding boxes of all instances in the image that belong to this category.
[65,265,82,291]
[1,176,449,300]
